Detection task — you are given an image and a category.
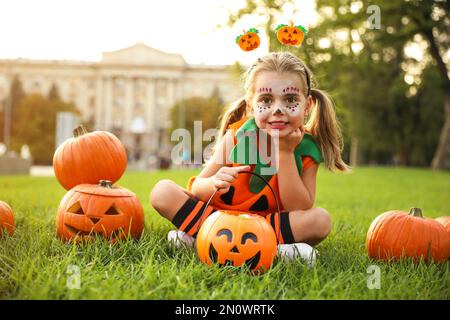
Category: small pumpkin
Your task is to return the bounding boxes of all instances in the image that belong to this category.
[196,210,277,273]
[56,180,144,242]
[275,21,308,46]
[436,216,450,235]
[53,125,127,190]
[366,208,450,262]
[0,201,15,236]
[236,28,260,52]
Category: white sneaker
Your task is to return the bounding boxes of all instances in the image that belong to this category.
[167,230,195,249]
[277,243,317,268]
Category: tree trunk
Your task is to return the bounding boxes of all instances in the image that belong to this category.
[350,136,358,167]
[431,93,450,170]
[421,27,450,170]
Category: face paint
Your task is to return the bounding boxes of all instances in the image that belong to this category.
[257,87,272,94]
[282,87,300,94]
[283,95,306,116]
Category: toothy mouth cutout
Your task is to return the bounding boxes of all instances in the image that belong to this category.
[209,243,261,270]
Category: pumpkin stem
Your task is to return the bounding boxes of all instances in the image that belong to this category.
[409,207,423,218]
[73,125,88,137]
[290,20,294,27]
[99,180,113,188]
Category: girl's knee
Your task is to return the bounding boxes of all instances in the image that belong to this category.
[150,179,180,213]
[314,208,332,239]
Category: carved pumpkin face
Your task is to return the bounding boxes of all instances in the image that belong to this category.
[275,22,307,46]
[236,28,260,52]
[56,180,144,242]
[196,210,277,273]
[0,201,15,236]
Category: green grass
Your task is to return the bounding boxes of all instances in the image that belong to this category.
[0,167,449,299]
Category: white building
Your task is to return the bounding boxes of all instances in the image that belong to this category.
[0,43,243,165]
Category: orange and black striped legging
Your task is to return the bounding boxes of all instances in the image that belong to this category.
[171,197,295,244]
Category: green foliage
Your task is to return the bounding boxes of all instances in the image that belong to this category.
[0,168,449,299]
[169,90,224,155]
[224,0,449,166]
[10,94,79,165]
[312,0,449,166]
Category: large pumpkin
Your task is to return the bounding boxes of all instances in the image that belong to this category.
[275,21,308,46]
[196,210,277,273]
[56,180,144,242]
[53,125,127,190]
[236,28,260,52]
[0,201,15,236]
[366,208,450,262]
[436,216,450,235]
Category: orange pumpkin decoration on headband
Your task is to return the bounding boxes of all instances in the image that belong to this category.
[56,180,144,242]
[0,201,15,236]
[53,125,127,190]
[236,28,260,52]
[275,21,308,46]
[366,208,450,262]
[196,210,277,273]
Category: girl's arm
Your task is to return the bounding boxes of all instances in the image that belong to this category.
[278,151,318,211]
[191,130,250,201]
[276,127,318,211]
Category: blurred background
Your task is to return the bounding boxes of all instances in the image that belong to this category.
[0,0,448,174]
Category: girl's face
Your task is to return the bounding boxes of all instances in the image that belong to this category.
[250,71,311,137]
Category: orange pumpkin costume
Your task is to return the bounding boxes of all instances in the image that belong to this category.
[187,116,323,214]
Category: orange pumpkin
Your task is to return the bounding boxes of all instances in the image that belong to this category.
[56,180,144,242]
[366,208,450,262]
[436,216,450,235]
[0,201,15,236]
[53,125,127,190]
[236,28,260,52]
[275,21,307,46]
[196,210,277,273]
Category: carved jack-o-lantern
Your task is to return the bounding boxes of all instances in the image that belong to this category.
[196,210,277,273]
[236,28,260,52]
[56,180,144,242]
[275,21,308,46]
[0,200,15,236]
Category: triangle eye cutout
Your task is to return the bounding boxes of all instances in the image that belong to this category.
[104,206,120,216]
[67,201,85,215]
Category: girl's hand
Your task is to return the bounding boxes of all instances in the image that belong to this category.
[278,125,305,153]
[212,165,251,194]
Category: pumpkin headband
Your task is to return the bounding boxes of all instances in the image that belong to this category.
[236,21,308,52]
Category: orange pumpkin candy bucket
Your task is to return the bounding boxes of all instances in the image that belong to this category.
[195,172,280,273]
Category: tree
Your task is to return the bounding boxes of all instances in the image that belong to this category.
[169,91,224,161]
[0,75,24,146]
[48,83,61,101]
[11,94,79,165]
[314,0,449,167]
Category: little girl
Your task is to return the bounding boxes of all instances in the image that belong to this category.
[150,52,349,263]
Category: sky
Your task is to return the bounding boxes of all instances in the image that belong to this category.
[0,0,318,66]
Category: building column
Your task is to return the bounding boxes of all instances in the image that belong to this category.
[104,77,113,131]
[124,77,134,132]
[146,78,157,153]
[94,76,104,129]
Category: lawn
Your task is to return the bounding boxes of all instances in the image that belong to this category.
[0,167,449,299]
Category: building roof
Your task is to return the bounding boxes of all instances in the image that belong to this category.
[101,42,187,67]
